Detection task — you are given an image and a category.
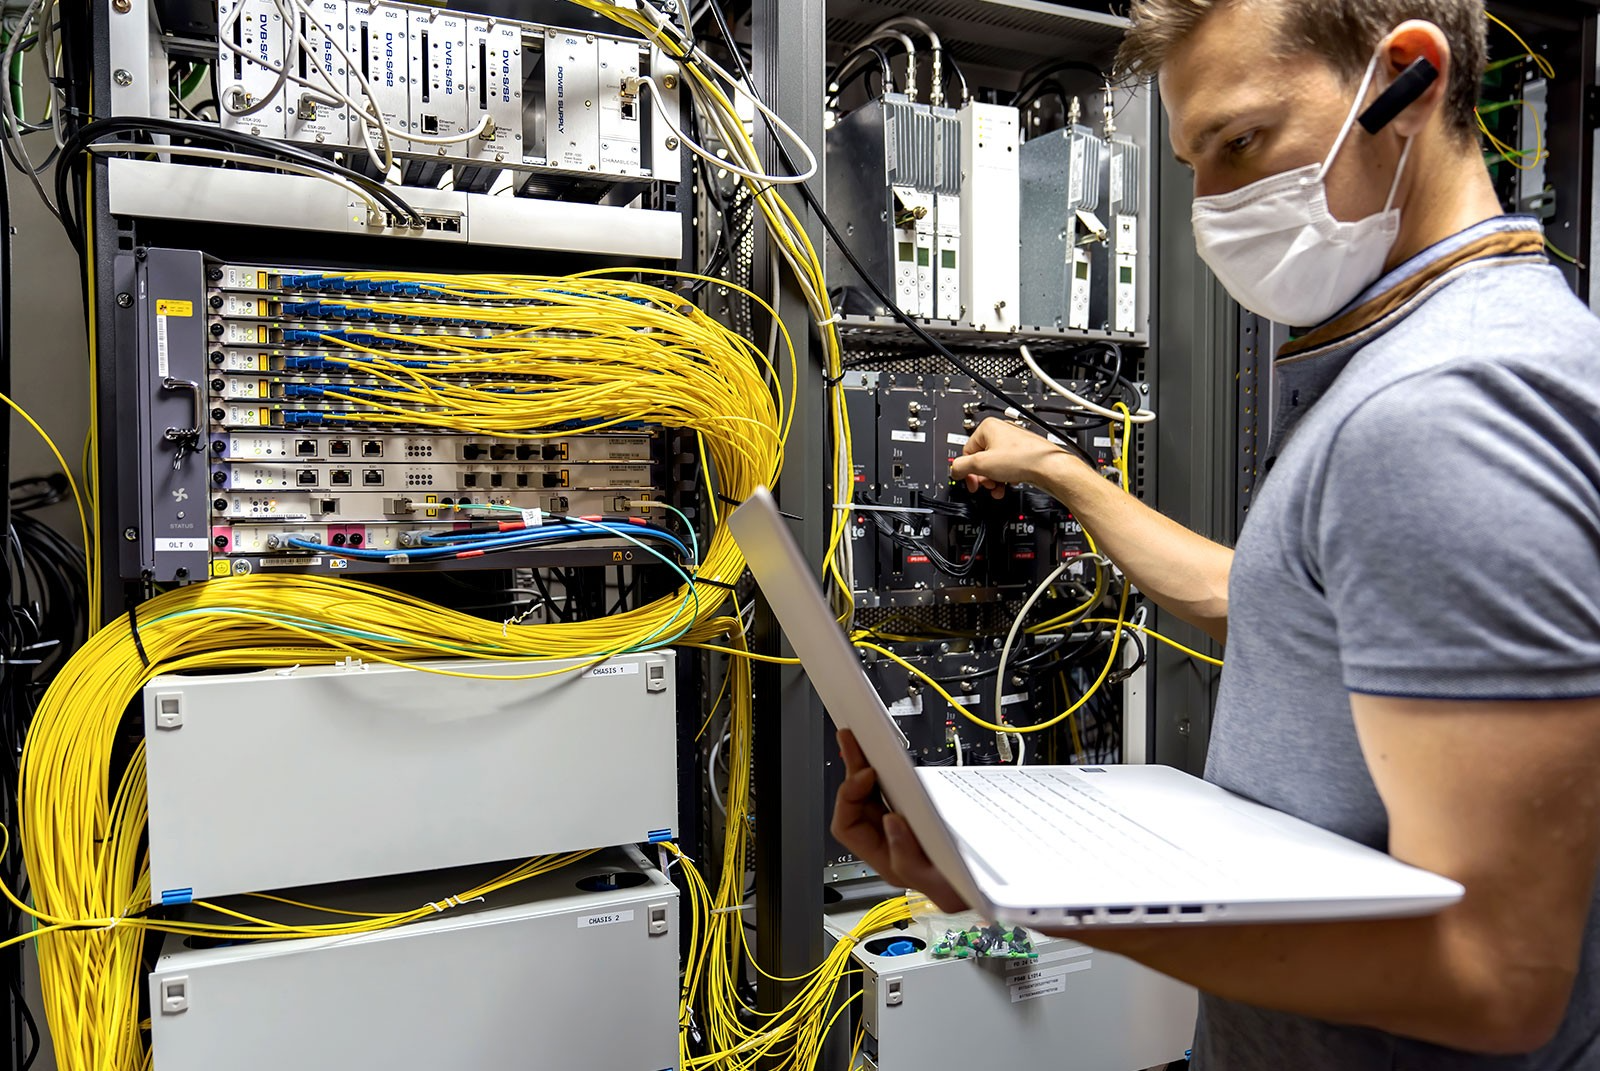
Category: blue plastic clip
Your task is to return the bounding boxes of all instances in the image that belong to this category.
[160,888,194,906]
[647,828,673,843]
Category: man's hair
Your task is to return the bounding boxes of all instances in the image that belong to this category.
[1117,0,1487,142]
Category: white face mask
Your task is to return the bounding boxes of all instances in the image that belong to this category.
[1190,52,1415,327]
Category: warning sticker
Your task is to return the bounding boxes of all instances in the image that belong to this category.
[155,299,194,317]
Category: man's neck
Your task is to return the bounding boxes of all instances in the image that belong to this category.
[1385,148,1506,272]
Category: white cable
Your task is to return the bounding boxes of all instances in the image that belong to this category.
[84,144,385,217]
[709,731,731,817]
[1014,733,1025,766]
[1020,344,1156,424]
[640,75,816,185]
[951,725,962,766]
[994,561,1070,739]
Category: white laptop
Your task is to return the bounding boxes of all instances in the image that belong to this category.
[729,487,1463,928]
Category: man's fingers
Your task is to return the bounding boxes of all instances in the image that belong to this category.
[884,815,967,912]
[837,729,867,773]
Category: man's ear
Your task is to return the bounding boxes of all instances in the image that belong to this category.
[1377,20,1451,138]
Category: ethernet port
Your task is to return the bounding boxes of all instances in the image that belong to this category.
[297,469,318,485]
[362,470,383,486]
[362,440,383,457]
[441,217,461,233]
[490,444,515,461]
[621,100,637,121]
[330,469,352,487]
[296,439,317,456]
[425,216,444,231]
[420,113,440,135]
[329,439,352,457]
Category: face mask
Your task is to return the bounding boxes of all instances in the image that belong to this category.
[1190,51,1415,327]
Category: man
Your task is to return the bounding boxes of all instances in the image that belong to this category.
[831,1,1600,1067]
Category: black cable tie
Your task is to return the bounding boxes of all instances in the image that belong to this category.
[716,493,802,522]
[822,371,847,387]
[695,577,740,591]
[127,602,150,669]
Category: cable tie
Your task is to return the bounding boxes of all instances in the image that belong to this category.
[695,577,738,591]
[817,311,843,327]
[127,601,151,669]
[710,904,748,915]
[822,371,847,387]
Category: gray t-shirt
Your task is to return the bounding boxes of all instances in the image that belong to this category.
[1196,216,1600,1070]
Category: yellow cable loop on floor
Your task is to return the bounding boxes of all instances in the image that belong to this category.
[19,269,797,1071]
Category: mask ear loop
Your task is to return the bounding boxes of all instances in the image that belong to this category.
[1317,53,1384,181]
[1383,136,1415,212]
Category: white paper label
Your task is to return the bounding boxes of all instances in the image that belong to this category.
[891,430,927,443]
[154,538,206,552]
[1000,693,1028,707]
[156,315,171,378]
[1109,152,1124,208]
[886,694,923,718]
[1094,437,1113,448]
[585,662,640,679]
[261,556,321,567]
[1007,945,1093,971]
[1009,960,1091,1003]
[578,909,634,929]
[946,433,970,446]
[520,508,544,528]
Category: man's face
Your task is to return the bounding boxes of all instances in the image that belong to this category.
[1160,1,1406,221]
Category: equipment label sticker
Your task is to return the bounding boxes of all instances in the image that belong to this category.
[891,430,927,443]
[578,909,634,929]
[155,299,194,317]
[154,539,207,552]
[585,662,640,678]
[946,433,970,446]
[1009,961,1090,1003]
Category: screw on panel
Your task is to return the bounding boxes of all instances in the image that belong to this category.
[662,74,678,91]
[112,0,131,11]
[123,527,138,542]
[116,292,133,308]
[665,137,679,151]
[113,69,133,86]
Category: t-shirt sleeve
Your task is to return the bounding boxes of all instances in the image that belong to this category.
[1314,364,1600,700]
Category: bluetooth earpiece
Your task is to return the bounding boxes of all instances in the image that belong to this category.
[1357,56,1441,134]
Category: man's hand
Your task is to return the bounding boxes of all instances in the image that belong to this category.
[949,417,1078,497]
[831,730,968,913]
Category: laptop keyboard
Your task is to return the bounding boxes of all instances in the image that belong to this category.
[928,768,1216,885]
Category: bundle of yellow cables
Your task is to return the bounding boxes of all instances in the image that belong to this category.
[669,621,927,1068]
[18,267,795,1071]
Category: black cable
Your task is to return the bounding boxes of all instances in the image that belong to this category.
[826,43,894,107]
[701,1,1094,464]
[1012,60,1106,109]
[54,117,424,250]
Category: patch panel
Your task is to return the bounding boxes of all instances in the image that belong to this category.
[216,431,654,463]
[212,487,641,522]
[130,249,684,580]
[217,462,655,493]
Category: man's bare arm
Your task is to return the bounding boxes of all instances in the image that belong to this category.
[950,419,1233,643]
